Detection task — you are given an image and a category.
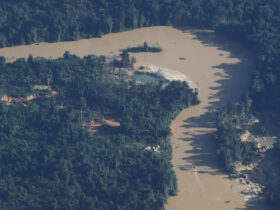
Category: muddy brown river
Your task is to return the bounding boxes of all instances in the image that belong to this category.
[0,26,269,209]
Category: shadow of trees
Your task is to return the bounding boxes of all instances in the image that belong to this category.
[173,28,269,209]
[177,29,254,172]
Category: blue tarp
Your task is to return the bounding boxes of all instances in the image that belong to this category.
[249,114,255,119]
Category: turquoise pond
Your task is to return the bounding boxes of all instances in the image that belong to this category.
[132,74,160,84]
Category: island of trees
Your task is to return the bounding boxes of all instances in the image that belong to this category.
[125,42,162,53]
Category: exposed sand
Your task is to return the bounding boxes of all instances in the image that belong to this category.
[0,26,270,209]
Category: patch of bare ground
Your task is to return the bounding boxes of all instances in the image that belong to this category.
[231,161,264,203]
[231,115,279,204]
[240,115,278,153]
[1,85,57,105]
[170,124,178,136]
[103,119,121,127]
[82,119,120,133]
[82,121,102,133]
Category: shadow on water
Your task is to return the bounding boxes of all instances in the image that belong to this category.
[174,28,269,209]
[235,198,272,210]
[175,26,255,61]
[178,60,253,174]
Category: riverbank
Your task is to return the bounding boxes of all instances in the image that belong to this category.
[0,26,268,209]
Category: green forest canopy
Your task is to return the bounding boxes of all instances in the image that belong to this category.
[0,54,199,210]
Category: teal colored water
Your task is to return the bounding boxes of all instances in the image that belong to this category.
[132,74,160,84]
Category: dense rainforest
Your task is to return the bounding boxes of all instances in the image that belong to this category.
[1,0,280,208]
[0,53,199,209]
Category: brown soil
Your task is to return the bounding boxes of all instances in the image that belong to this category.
[82,120,102,133]
[103,119,120,127]
[1,94,38,105]
[170,124,178,136]
[1,85,57,105]
[83,119,120,133]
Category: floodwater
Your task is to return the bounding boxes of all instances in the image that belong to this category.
[0,26,269,209]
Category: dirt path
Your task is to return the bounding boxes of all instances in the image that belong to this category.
[0,26,268,209]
